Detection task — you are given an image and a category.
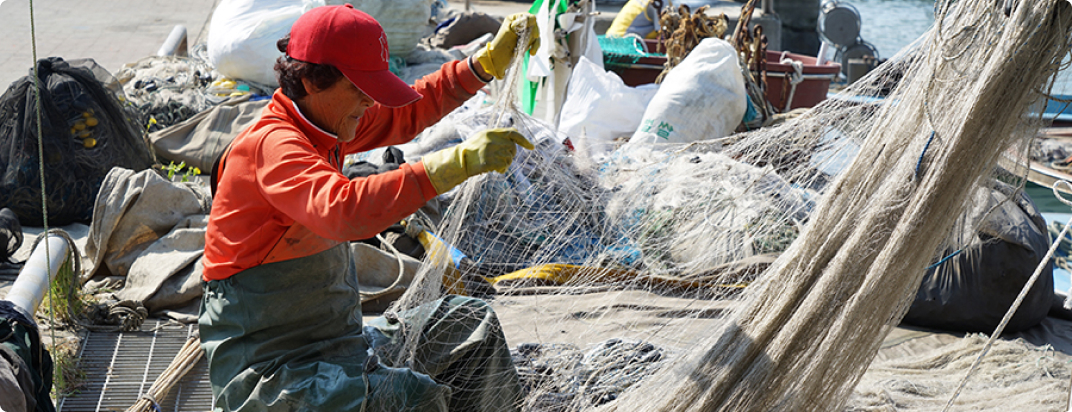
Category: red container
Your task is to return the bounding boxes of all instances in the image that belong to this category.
[605,39,667,87]
[764,50,841,111]
[605,42,841,112]
[610,55,666,87]
[644,39,667,54]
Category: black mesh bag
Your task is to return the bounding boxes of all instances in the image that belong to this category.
[0,57,154,226]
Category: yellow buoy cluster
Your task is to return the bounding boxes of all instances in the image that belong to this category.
[70,109,99,148]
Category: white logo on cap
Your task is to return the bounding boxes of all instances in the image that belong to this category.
[379,33,389,63]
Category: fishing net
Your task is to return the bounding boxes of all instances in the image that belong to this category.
[115,46,274,134]
[599,35,661,66]
[0,57,155,226]
[372,0,1072,410]
[117,54,223,134]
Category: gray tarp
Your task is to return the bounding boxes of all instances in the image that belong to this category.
[148,95,268,172]
[84,167,212,318]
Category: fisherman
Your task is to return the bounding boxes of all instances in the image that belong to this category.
[198,4,538,411]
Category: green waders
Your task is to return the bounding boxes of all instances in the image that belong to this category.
[199,244,521,412]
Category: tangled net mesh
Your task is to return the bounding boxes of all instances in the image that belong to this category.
[381,0,1072,410]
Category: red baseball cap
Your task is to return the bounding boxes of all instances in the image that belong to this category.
[287,4,422,108]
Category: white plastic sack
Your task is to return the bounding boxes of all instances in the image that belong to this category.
[348,0,436,59]
[560,56,659,162]
[624,38,746,148]
[207,0,433,87]
[207,0,323,86]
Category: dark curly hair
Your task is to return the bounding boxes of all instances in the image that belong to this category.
[274,35,344,100]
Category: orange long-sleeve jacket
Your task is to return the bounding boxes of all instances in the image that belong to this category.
[202,59,486,281]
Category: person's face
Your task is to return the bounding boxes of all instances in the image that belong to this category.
[299,76,375,142]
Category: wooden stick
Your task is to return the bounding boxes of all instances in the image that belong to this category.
[124,336,204,412]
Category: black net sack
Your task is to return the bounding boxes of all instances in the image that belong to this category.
[0,57,154,226]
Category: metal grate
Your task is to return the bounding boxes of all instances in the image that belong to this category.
[58,320,214,412]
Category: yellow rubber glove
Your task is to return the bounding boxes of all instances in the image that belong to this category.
[422,127,535,194]
[474,13,541,80]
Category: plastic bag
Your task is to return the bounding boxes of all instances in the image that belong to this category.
[559,56,658,163]
[206,0,322,87]
[207,0,434,86]
[428,11,501,50]
[902,181,1054,333]
[347,0,436,59]
[0,57,154,226]
[624,38,746,148]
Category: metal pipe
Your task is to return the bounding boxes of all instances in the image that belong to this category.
[5,234,68,317]
[157,25,188,57]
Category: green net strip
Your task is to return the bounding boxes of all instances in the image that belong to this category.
[599,35,663,66]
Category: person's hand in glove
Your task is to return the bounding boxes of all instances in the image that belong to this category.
[471,13,541,80]
[422,127,535,194]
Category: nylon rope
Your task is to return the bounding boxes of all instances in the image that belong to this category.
[357,233,408,303]
[26,0,62,360]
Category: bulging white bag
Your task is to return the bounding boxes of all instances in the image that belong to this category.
[347,0,436,59]
[624,38,746,148]
[559,56,659,162]
[207,0,321,87]
[207,0,433,87]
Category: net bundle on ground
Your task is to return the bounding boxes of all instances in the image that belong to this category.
[380,0,1072,410]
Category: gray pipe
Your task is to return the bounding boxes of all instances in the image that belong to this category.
[157,25,189,57]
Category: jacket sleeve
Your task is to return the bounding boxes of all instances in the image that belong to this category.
[255,126,439,241]
[343,59,487,154]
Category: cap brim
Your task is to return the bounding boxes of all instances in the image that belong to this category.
[340,69,422,108]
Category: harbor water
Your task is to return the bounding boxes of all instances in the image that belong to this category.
[852,0,935,61]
